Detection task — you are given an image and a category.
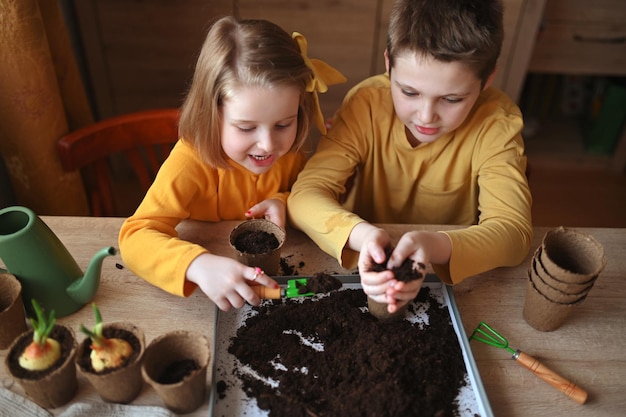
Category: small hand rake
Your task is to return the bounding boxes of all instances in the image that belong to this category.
[470,321,588,404]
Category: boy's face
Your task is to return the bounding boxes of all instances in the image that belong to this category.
[385,51,491,146]
[220,84,300,175]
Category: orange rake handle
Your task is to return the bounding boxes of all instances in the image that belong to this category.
[514,350,588,404]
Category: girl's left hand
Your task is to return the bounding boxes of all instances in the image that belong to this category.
[245,198,286,229]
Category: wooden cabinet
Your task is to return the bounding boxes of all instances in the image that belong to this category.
[67,0,543,121]
[526,0,626,172]
[528,0,626,74]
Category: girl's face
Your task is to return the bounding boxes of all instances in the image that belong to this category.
[221,84,300,174]
[385,51,492,146]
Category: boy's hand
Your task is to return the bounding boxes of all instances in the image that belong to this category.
[245,198,286,229]
[186,253,279,311]
[389,230,452,270]
[352,224,398,304]
[383,230,452,312]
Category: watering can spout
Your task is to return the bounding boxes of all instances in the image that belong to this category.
[0,206,118,317]
[66,246,117,305]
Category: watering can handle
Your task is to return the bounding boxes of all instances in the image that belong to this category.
[514,350,588,404]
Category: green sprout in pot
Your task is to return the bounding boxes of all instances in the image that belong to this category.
[18,299,61,371]
[80,303,132,372]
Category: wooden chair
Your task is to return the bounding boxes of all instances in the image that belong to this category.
[57,108,180,217]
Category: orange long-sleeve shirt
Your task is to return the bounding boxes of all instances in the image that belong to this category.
[288,74,533,284]
[119,140,305,296]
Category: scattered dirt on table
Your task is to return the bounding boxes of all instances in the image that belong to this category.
[279,255,305,275]
[233,230,279,254]
[224,286,467,417]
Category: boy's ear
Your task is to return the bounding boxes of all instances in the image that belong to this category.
[483,68,497,91]
[384,49,390,74]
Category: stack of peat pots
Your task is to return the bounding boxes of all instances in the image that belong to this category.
[523,226,606,331]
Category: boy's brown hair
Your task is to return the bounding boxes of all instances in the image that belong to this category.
[179,16,314,168]
[386,0,504,86]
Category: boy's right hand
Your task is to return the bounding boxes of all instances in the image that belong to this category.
[351,224,401,305]
[186,253,278,311]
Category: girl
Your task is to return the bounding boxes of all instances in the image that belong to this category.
[119,16,344,311]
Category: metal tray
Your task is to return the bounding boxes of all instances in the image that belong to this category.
[208,274,493,417]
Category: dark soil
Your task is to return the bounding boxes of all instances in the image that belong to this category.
[297,272,343,294]
[6,325,75,379]
[76,327,141,374]
[157,359,200,384]
[279,255,305,275]
[224,286,468,417]
[371,248,425,282]
[233,230,279,254]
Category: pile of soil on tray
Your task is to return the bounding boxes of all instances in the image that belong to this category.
[224,286,468,417]
[297,272,343,294]
[233,230,279,254]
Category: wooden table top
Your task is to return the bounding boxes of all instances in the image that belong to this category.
[1,216,624,417]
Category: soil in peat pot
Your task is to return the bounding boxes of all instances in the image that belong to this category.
[157,359,200,384]
[6,326,75,380]
[371,248,426,282]
[233,230,279,254]
[76,328,142,375]
[221,273,469,417]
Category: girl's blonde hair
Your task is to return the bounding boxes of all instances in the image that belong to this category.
[179,17,315,168]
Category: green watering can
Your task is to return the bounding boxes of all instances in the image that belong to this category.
[0,206,116,318]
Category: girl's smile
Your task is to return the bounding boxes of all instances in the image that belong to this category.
[221,84,300,174]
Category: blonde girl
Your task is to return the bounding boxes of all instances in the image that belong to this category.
[119,16,344,311]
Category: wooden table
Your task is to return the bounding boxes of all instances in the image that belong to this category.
[1,217,624,417]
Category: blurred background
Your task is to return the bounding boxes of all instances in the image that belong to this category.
[0,0,624,226]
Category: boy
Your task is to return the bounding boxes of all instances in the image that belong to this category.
[287,0,533,313]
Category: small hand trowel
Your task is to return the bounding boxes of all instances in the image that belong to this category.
[252,278,314,299]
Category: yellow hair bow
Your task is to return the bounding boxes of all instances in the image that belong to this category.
[293,32,346,135]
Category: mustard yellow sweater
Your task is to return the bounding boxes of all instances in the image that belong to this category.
[287,74,533,284]
[119,140,305,296]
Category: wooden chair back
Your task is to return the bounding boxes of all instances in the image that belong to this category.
[57,108,180,217]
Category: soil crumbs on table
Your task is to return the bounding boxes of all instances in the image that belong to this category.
[224,285,468,417]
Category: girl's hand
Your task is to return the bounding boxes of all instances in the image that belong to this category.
[246,198,286,229]
[186,253,279,311]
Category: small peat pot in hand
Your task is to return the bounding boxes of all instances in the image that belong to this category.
[229,219,285,276]
[141,330,211,414]
[76,303,145,404]
[368,255,426,321]
[4,299,78,409]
